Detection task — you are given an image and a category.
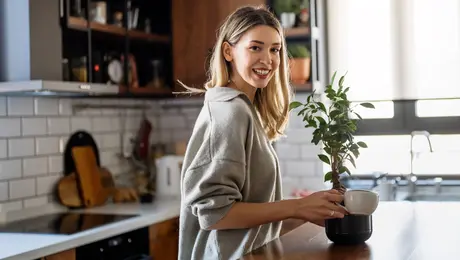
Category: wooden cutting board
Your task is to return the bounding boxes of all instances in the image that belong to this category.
[57,167,115,208]
[71,146,109,207]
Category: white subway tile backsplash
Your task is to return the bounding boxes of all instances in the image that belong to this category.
[275,143,301,159]
[0,160,22,180]
[100,150,119,166]
[9,178,36,199]
[59,136,69,154]
[36,137,60,155]
[47,117,70,135]
[0,119,21,137]
[0,140,6,159]
[0,97,7,116]
[58,99,72,115]
[285,129,314,143]
[301,143,321,158]
[71,117,92,132]
[23,157,48,177]
[8,138,35,157]
[159,115,186,129]
[102,133,120,149]
[7,97,34,116]
[24,196,48,208]
[34,98,59,115]
[92,117,112,132]
[286,161,317,177]
[172,129,192,142]
[0,94,202,212]
[0,182,8,201]
[22,118,47,136]
[48,155,63,174]
[36,174,60,195]
[0,201,22,212]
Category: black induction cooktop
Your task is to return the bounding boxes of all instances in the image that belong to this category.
[0,213,138,235]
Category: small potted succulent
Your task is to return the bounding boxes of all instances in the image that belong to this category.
[287,44,311,84]
[289,72,379,245]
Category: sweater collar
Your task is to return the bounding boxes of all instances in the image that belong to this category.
[204,86,252,105]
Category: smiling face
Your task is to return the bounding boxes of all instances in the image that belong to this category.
[223,25,282,90]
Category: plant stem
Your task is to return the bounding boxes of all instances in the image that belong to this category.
[331,152,340,190]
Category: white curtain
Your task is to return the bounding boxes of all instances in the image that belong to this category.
[326,0,460,101]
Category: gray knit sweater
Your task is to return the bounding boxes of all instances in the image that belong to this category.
[178,86,283,260]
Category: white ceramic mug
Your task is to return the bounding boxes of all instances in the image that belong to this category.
[344,189,379,215]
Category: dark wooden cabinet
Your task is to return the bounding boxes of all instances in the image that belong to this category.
[149,217,180,260]
[171,0,267,92]
[38,217,179,260]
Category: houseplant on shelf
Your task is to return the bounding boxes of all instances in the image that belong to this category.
[289,71,379,245]
[287,44,311,84]
[273,0,302,28]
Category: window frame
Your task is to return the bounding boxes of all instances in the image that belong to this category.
[355,100,460,136]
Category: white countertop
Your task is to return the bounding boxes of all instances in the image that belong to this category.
[0,196,181,260]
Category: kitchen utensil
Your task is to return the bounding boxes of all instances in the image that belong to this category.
[57,167,115,208]
[64,130,101,176]
[72,146,108,207]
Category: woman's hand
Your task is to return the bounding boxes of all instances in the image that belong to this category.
[292,189,348,223]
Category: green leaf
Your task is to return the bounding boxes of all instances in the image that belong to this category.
[324,171,333,182]
[338,75,345,87]
[317,102,327,112]
[357,141,368,148]
[330,71,337,86]
[348,155,356,168]
[360,102,375,109]
[353,112,363,120]
[316,116,326,126]
[339,166,351,175]
[318,154,330,165]
[289,101,302,111]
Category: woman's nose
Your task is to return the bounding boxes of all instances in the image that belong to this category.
[259,52,272,65]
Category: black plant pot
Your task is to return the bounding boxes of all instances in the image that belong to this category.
[325,214,373,245]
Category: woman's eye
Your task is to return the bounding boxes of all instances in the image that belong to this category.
[250,46,261,51]
[271,48,280,53]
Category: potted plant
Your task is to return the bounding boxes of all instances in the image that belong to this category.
[273,0,302,28]
[287,44,311,84]
[289,72,379,245]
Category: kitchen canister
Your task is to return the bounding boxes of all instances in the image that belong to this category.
[155,155,183,197]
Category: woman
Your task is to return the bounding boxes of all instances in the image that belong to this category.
[178,5,347,260]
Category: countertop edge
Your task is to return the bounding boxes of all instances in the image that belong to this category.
[1,200,181,260]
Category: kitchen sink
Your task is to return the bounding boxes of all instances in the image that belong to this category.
[404,194,460,201]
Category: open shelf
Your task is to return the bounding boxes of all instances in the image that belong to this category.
[118,86,173,95]
[67,17,170,43]
[293,82,313,92]
[285,27,310,37]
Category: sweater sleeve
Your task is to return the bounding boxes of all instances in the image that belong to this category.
[182,100,251,230]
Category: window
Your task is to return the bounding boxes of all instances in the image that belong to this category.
[416,99,460,117]
[326,0,397,102]
[409,0,460,100]
[322,134,460,175]
[326,0,460,136]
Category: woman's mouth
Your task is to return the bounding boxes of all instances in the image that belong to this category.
[253,68,271,79]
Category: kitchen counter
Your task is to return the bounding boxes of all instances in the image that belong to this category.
[242,201,460,259]
[0,196,180,260]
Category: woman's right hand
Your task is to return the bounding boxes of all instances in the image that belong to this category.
[292,189,348,222]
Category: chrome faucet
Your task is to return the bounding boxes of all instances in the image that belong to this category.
[408,130,434,195]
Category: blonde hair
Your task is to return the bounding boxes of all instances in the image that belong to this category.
[176,5,293,141]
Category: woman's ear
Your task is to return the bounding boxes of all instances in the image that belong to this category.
[222,42,233,62]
